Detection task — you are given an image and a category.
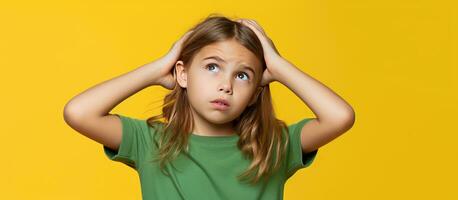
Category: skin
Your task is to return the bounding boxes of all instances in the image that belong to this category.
[174,38,263,136]
[237,19,355,153]
[63,18,355,154]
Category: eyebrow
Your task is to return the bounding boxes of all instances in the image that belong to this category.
[203,56,256,75]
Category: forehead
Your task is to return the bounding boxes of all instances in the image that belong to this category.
[194,39,262,71]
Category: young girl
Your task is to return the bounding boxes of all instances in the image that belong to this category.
[64,15,355,200]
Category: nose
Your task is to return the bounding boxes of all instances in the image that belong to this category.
[219,86,232,94]
[218,78,233,95]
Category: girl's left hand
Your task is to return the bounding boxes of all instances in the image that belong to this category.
[236,19,289,86]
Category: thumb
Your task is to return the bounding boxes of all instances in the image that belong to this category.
[165,74,177,90]
[260,69,273,86]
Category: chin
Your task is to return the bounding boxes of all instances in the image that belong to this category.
[206,113,237,124]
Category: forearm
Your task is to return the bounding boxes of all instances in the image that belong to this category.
[64,60,162,118]
[273,60,354,123]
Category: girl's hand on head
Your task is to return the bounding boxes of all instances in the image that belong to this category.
[236,19,289,86]
[154,29,194,89]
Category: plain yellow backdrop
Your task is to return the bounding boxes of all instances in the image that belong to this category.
[1,0,456,199]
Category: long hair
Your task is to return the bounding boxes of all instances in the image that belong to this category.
[146,14,289,185]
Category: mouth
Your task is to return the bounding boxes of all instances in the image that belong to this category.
[210,99,230,110]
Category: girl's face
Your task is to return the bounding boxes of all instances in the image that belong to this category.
[175,38,262,128]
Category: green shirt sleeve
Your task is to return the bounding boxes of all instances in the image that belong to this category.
[102,114,152,171]
[285,118,319,179]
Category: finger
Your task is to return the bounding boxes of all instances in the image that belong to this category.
[174,30,194,49]
[241,20,259,32]
[260,70,269,86]
[244,19,266,35]
[259,75,266,86]
[241,22,271,48]
[240,21,264,38]
[243,21,269,43]
[181,30,194,41]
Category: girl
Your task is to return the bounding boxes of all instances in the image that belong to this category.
[64,15,355,200]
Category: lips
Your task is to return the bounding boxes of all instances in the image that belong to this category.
[211,98,230,106]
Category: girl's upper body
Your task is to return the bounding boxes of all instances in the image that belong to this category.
[64,14,353,200]
[104,114,318,200]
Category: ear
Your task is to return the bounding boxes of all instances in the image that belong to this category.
[248,87,263,106]
[175,60,188,88]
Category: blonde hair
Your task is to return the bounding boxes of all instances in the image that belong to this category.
[146,14,290,185]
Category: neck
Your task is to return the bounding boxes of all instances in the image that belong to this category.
[191,108,235,136]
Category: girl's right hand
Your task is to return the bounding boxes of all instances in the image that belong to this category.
[153,30,194,90]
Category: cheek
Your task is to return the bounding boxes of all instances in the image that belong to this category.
[187,72,212,100]
[189,73,212,91]
[234,86,256,104]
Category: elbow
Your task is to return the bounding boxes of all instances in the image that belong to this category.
[339,107,356,132]
[327,106,355,133]
[63,102,84,126]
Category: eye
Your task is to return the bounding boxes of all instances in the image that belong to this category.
[205,63,250,81]
[237,72,250,81]
[205,63,220,72]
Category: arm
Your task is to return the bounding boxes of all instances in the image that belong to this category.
[63,61,163,150]
[238,19,355,153]
[64,30,193,150]
[273,60,355,153]
[63,29,193,151]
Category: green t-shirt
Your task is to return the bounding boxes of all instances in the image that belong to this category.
[103,114,318,200]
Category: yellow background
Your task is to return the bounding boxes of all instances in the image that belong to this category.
[1,0,456,199]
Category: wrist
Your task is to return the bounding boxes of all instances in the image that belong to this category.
[136,61,163,86]
[272,61,299,84]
